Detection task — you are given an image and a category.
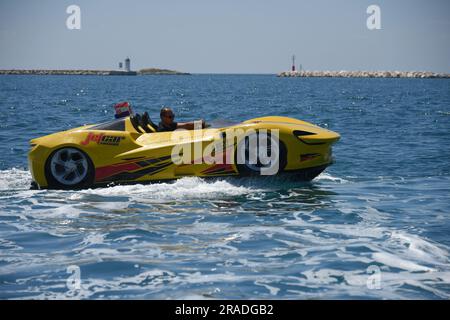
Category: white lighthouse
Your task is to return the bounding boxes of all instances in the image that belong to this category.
[125,57,131,72]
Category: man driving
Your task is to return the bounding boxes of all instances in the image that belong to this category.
[157,107,206,132]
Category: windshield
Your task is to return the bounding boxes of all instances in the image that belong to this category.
[87,118,126,131]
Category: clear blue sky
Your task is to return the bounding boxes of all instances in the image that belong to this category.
[0,0,449,73]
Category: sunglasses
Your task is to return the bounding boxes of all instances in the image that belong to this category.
[163,114,174,119]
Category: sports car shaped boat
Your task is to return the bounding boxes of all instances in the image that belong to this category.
[28,113,340,189]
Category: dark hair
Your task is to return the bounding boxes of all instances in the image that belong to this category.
[160,107,173,117]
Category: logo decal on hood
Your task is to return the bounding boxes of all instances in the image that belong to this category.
[81,133,124,146]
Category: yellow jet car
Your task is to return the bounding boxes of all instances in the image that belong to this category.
[28,112,340,189]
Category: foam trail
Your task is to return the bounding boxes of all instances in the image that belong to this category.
[0,168,31,191]
[315,172,349,183]
[372,252,435,272]
[81,177,259,200]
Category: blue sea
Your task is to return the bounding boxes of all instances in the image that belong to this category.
[0,74,449,299]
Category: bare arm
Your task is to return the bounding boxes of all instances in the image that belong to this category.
[176,119,206,130]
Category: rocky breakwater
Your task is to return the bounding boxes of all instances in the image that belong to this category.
[0,68,189,76]
[278,70,450,79]
[0,69,121,75]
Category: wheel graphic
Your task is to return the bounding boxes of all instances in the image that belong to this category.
[46,147,94,189]
[236,132,287,176]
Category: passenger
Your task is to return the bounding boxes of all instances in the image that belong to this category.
[157,107,206,132]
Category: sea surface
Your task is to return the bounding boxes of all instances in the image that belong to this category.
[0,74,449,299]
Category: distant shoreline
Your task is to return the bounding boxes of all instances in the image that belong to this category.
[1,69,449,78]
[278,70,450,79]
[0,68,190,76]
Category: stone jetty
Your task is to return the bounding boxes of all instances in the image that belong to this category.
[0,68,190,76]
[278,70,450,79]
[0,69,133,76]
